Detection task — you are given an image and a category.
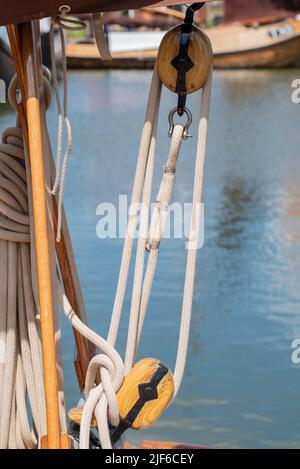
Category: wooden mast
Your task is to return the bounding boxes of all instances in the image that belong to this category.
[20,21,61,449]
[7,19,93,396]
[7,19,95,447]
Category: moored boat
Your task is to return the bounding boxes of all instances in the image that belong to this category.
[208,0,300,68]
[65,0,300,69]
[209,16,300,68]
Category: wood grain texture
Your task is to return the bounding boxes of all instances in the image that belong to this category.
[21,21,61,449]
[157,25,213,94]
[68,359,174,430]
[214,36,300,68]
[68,407,97,428]
[40,433,73,449]
[137,440,206,449]
[117,358,174,430]
[208,17,300,54]
[0,1,213,27]
[8,26,94,394]
[206,17,300,68]
[53,201,96,392]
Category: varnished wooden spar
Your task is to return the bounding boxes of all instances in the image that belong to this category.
[7,22,94,447]
[20,21,61,449]
[7,25,93,396]
[53,203,96,392]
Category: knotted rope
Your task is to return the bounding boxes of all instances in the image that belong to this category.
[58,64,212,448]
[0,8,212,447]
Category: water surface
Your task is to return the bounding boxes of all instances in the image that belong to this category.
[1,68,300,448]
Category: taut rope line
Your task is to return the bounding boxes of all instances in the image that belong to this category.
[0,5,212,449]
[52,8,212,448]
[49,9,86,242]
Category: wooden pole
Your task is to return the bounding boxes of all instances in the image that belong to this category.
[53,206,96,391]
[7,23,94,393]
[20,21,61,449]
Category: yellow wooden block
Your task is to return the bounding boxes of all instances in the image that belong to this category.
[117,358,174,430]
[68,407,97,428]
[68,359,174,432]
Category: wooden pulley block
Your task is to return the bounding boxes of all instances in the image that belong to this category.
[157,25,212,95]
[68,358,174,443]
[116,358,174,430]
[68,407,97,428]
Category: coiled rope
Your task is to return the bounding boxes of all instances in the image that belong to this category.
[0,65,76,448]
[0,82,47,449]
[0,8,212,448]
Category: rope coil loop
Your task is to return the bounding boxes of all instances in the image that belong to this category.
[0,5,212,447]
[0,77,48,447]
[8,67,52,113]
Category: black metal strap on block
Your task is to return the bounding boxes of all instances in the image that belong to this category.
[109,363,169,446]
[171,3,205,116]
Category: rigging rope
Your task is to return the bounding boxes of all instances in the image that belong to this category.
[62,64,212,448]
[49,7,110,242]
[49,9,86,242]
[0,68,72,449]
[0,7,212,448]
[0,88,47,449]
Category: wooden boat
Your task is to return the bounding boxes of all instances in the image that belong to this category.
[66,0,300,69]
[209,16,300,68]
[208,0,300,68]
[66,17,300,70]
[0,0,213,451]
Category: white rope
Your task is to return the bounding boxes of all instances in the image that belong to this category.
[57,63,212,448]
[124,124,184,372]
[107,66,162,348]
[0,67,72,448]
[57,280,124,449]
[0,104,47,449]
[58,66,163,449]
[173,68,212,395]
[0,25,211,449]
[48,15,211,434]
[49,8,86,242]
